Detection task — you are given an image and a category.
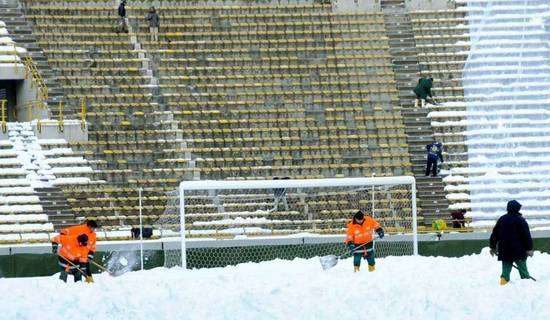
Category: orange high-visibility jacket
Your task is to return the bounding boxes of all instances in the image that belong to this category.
[61,224,97,252]
[52,233,89,263]
[345,216,381,245]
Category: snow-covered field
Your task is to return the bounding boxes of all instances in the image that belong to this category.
[2,248,549,320]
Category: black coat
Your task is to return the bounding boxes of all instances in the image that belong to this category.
[118,3,126,17]
[489,207,533,262]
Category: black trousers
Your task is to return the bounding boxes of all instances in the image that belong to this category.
[426,157,438,176]
[58,257,89,282]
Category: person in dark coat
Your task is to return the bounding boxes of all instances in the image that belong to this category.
[413,77,436,107]
[451,209,466,228]
[117,0,128,33]
[489,200,534,285]
[146,6,160,42]
[425,139,443,177]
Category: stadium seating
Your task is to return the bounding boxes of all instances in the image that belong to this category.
[4,0,487,242]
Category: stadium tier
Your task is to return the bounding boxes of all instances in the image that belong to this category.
[0,0,504,243]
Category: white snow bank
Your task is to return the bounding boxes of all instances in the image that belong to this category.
[51,177,93,185]
[0,179,29,187]
[1,250,550,320]
[0,204,42,213]
[0,222,52,232]
[0,195,40,204]
[0,213,48,223]
[0,187,34,195]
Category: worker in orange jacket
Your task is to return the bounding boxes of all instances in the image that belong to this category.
[52,233,92,282]
[59,220,98,276]
[345,210,385,272]
[56,220,98,278]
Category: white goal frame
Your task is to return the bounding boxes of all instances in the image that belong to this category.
[178,176,418,268]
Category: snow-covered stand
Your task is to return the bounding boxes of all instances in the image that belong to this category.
[415,0,550,227]
[0,122,103,243]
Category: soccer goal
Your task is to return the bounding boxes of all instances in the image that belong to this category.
[157,176,418,268]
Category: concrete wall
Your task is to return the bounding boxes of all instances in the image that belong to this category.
[405,0,456,11]
[332,0,380,13]
[0,63,43,122]
[15,79,47,122]
[33,120,88,143]
[0,120,88,142]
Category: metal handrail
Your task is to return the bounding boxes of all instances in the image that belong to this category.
[23,55,48,102]
[81,98,87,130]
[1,100,6,133]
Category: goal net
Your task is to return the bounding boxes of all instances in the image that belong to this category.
[156,177,417,268]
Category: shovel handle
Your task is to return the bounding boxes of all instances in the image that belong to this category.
[342,235,380,258]
[91,260,115,275]
[59,255,87,276]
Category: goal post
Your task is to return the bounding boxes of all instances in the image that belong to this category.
[160,176,417,268]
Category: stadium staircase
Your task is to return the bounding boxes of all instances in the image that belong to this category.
[381,0,449,225]
[0,0,65,113]
[35,186,76,230]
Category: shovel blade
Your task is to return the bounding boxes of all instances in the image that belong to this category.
[319,255,339,270]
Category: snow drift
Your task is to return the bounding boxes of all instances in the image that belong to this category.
[1,249,549,320]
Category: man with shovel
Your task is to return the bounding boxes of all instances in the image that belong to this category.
[345,210,385,272]
[53,220,98,282]
[489,200,535,285]
[413,77,437,108]
[52,232,93,283]
[59,220,98,278]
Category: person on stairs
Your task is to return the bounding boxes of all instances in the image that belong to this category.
[345,210,384,272]
[146,6,160,42]
[413,77,437,107]
[117,0,128,33]
[426,139,444,177]
[489,200,534,285]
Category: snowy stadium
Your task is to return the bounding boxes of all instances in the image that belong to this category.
[0,0,550,319]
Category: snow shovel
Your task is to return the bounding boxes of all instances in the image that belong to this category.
[319,236,379,270]
[93,256,131,277]
[91,261,121,277]
[512,263,537,282]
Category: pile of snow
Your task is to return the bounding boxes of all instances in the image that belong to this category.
[0,23,26,67]
[1,249,549,319]
[429,0,550,226]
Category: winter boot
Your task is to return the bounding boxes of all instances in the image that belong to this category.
[59,271,68,283]
[500,277,508,285]
[414,99,419,108]
[368,265,375,272]
[354,266,360,272]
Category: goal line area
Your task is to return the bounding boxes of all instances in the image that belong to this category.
[154,177,418,268]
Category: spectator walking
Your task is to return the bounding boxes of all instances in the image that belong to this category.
[117,0,128,33]
[489,200,534,285]
[413,77,437,108]
[426,139,443,177]
[146,6,160,42]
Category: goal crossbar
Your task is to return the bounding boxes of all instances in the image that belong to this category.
[179,176,416,191]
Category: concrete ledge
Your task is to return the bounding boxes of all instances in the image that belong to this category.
[3,230,550,255]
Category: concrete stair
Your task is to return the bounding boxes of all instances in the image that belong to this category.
[381,0,450,225]
[35,187,77,231]
[0,3,67,116]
